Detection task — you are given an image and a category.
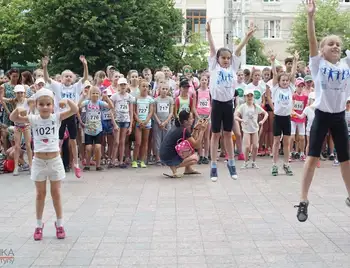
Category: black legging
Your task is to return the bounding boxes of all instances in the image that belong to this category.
[62,138,70,168]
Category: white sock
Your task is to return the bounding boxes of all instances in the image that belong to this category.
[36,219,43,228]
[56,218,63,227]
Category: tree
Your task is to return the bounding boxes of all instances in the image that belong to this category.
[289,0,350,62]
[166,34,209,73]
[246,37,269,66]
[0,0,37,70]
[27,0,184,74]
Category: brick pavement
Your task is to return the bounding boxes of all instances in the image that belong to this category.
[0,158,350,267]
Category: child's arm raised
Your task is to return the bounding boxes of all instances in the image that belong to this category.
[270,54,278,87]
[235,22,255,57]
[10,108,29,124]
[60,99,78,121]
[206,21,216,58]
[290,51,299,85]
[42,56,52,84]
[79,55,89,83]
[307,0,317,57]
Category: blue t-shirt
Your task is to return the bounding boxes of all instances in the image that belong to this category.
[136,96,154,126]
[81,100,108,136]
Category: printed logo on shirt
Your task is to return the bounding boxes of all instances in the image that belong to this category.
[236,88,244,97]
[320,64,350,91]
[278,92,291,106]
[254,90,261,100]
[216,70,233,86]
[61,92,76,100]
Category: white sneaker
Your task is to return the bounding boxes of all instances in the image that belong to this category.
[251,162,259,169]
[13,167,19,176]
[241,162,249,169]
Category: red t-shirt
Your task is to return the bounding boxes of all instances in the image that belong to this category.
[102,78,112,88]
[292,93,308,123]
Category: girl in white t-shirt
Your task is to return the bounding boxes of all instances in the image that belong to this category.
[235,88,268,169]
[246,69,265,105]
[9,88,78,241]
[206,20,255,182]
[295,0,350,223]
[267,52,297,177]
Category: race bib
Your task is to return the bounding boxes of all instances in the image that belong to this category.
[293,100,304,111]
[158,103,169,112]
[118,102,128,113]
[102,111,112,120]
[138,103,148,115]
[88,111,101,121]
[81,107,86,113]
[34,123,56,144]
[199,98,209,108]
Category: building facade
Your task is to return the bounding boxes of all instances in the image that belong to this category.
[175,0,350,63]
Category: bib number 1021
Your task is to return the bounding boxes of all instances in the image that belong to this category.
[36,126,55,136]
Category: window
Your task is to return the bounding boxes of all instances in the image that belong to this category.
[263,0,280,2]
[339,0,350,2]
[264,20,281,38]
[186,9,207,41]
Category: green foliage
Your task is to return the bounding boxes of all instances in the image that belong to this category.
[166,34,209,72]
[289,0,350,62]
[246,37,269,66]
[0,0,184,74]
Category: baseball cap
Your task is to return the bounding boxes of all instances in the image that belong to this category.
[118,78,128,85]
[308,92,315,100]
[304,75,313,82]
[107,65,116,71]
[35,78,45,85]
[295,79,305,87]
[179,79,190,88]
[14,85,25,93]
[244,88,255,96]
[347,96,350,102]
[34,88,54,100]
[84,80,92,88]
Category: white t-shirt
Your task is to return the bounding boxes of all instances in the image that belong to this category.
[110,92,135,122]
[28,113,61,153]
[310,54,350,113]
[49,80,83,111]
[302,106,315,133]
[237,103,264,133]
[208,55,240,102]
[246,81,266,105]
[272,84,295,116]
[235,82,247,106]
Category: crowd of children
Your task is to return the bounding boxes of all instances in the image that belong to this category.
[0,0,349,240]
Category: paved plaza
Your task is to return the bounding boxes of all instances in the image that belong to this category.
[1,158,350,268]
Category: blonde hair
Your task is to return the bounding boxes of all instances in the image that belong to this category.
[93,71,106,86]
[154,71,165,82]
[88,86,101,99]
[319,35,342,49]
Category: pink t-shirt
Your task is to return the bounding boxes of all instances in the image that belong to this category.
[292,93,308,123]
[196,88,211,116]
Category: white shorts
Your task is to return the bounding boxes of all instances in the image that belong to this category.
[31,156,65,182]
[291,121,306,135]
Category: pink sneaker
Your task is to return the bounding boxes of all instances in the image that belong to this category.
[74,166,81,178]
[33,224,44,241]
[317,160,321,168]
[82,159,87,166]
[300,155,306,161]
[90,160,96,166]
[55,222,66,239]
[238,153,245,161]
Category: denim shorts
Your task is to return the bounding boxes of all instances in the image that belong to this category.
[161,154,183,167]
[102,120,113,135]
[117,122,130,129]
[136,122,152,129]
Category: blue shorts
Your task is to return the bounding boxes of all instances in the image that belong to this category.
[161,154,183,167]
[102,120,113,135]
[136,122,152,129]
[117,122,130,129]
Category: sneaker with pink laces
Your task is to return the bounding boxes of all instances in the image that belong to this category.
[300,154,306,161]
[238,153,245,161]
[33,224,44,241]
[55,222,66,239]
[74,166,81,178]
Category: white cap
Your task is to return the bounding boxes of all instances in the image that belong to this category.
[84,80,92,88]
[347,96,350,102]
[14,85,25,93]
[308,92,315,100]
[118,78,128,85]
[35,78,45,85]
[34,88,54,100]
[244,88,255,96]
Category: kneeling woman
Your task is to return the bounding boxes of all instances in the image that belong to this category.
[160,110,207,178]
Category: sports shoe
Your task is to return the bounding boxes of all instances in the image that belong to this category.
[34,224,44,241]
[198,156,203,165]
[210,167,218,182]
[74,166,81,178]
[317,160,321,168]
[96,166,104,171]
[283,164,293,176]
[13,167,19,176]
[237,153,245,161]
[333,159,339,166]
[346,197,350,207]
[140,161,147,168]
[224,153,228,162]
[251,162,259,169]
[131,161,138,168]
[294,201,309,222]
[227,163,238,180]
[257,148,264,156]
[19,163,30,172]
[55,222,66,239]
[202,157,209,164]
[300,154,306,161]
[241,162,249,169]
[329,154,335,161]
[271,164,278,176]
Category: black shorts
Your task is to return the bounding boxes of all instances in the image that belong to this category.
[309,109,349,162]
[85,132,102,145]
[265,103,273,112]
[273,115,291,136]
[211,99,233,133]
[59,115,77,140]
